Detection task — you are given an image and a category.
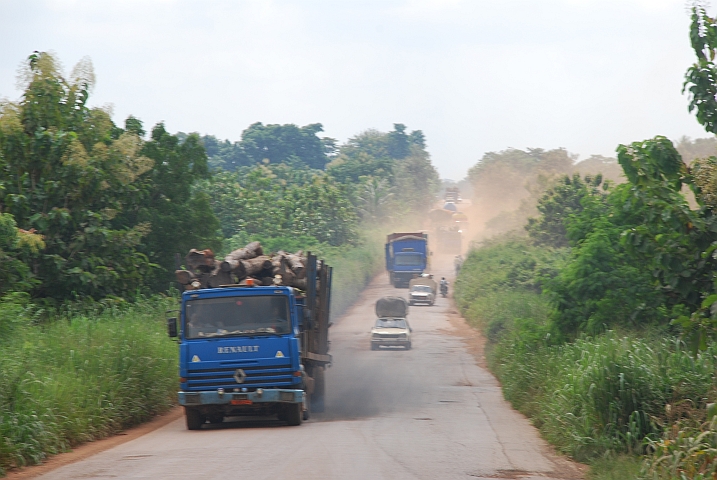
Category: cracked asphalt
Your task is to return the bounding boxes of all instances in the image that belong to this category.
[37,255,583,480]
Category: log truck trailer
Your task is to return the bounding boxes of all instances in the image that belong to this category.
[167,254,332,429]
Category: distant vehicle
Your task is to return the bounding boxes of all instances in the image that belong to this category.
[452,212,468,223]
[408,276,437,306]
[443,202,457,212]
[409,284,435,306]
[385,232,429,288]
[445,187,461,203]
[371,297,412,350]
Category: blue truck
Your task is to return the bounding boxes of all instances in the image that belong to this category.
[167,253,332,429]
[385,232,429,288]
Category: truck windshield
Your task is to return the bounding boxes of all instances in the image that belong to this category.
[411,285,432,293]
[394,254,422,266]
[185,295,290,339]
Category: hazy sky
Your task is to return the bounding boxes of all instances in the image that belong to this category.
[1,0,712,180]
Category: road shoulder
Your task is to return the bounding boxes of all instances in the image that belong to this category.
[4,407,183,479]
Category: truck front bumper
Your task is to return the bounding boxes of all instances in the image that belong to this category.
[179,389,304,407]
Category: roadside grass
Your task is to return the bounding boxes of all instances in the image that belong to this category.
[587,455,643,480]
[454,236,717,477]
[0,295,177,475]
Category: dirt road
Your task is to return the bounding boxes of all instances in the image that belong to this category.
[36,255,582,480]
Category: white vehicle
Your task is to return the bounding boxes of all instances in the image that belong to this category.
[409,284,435,306]
[370,317,412,350]
[371,296,412,350]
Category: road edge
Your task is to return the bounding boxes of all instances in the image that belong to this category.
[4,407,184,479]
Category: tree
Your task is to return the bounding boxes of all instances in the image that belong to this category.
[0,52,155,299]
[0,213,44,295]
[197,164,358,246]
[238,122,335,169]
[327,125,438,216]
[122,123,221,290]
[526,173,605,248]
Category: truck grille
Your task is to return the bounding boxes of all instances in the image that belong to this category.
[186,363,294,391]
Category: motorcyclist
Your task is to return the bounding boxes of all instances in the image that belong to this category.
[439,277,449,296]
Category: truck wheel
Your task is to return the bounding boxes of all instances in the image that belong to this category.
[371,343,378,351]
[311,368,326,413]
[405,342,412,350]
[285,403,303,426]
[185,407,205,430]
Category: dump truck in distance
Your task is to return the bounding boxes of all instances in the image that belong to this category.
[168,246,331,429]
[385,232,429,288]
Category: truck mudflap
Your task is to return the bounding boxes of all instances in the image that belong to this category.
[179,389,304,406]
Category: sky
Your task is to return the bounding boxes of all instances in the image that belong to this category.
[0,0,712,180]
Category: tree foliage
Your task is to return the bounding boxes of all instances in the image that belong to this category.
[202,123,337,171]
[0,52,220,299]
[198,163,358,247]
[526,173,605,248]
[327,124,439,221]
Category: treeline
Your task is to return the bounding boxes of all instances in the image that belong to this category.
[456,7,717,478]
[0,51,439,306]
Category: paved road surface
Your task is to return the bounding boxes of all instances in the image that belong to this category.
[39,255,582,480]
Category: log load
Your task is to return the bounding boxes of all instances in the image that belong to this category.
[176,242,309,291]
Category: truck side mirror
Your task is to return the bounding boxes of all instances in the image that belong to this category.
[167,317,178,338]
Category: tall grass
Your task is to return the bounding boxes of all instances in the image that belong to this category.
[494,332,717,461]
[455,235,717,476]
[0,296,177,475]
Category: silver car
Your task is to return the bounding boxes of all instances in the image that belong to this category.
[409,284,435,306]
[370,317,412,350]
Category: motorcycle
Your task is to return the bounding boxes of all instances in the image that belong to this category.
[440,283,448,298]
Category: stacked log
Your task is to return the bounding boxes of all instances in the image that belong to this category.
[175,242,309,291]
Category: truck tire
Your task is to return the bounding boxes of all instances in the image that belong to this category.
[285,403,303,426]
[371,343,378,351]
[185,407,205,430]
[405,342,412,350]
[311,367,326,413]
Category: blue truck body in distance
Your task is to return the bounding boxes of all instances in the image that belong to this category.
[167,254,331,429]
[385,232,429,288]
